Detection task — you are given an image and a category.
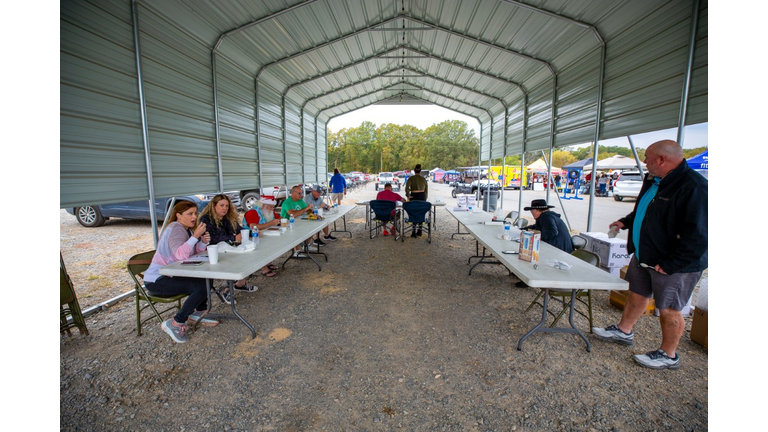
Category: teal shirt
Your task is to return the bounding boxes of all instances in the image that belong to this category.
[280,196,307,219]
[632,176,660,261]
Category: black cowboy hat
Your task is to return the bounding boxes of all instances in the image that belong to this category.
[524,199,555,211]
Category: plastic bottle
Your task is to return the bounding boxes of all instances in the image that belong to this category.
[503,221,511,240]
[251,225,259,246]
[289,214,295,229]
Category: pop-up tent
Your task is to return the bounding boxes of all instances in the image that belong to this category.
[583,155,645,170]
[431,168,446,182]
[687,150,708,179]
[526,158,562,174]
[687,150,708,170]
[562,158,593,170]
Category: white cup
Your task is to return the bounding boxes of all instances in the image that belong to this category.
[318,207,323,217]
[281,218,288,228]
[241,229,250,244]
[208,244,219,264]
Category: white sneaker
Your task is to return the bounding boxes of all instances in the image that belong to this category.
[633,349,681,369]
[592,324,634,346]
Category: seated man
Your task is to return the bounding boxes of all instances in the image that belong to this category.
[516,199,573,288]
[304,184,337,245]
[375,182,404,236]
[281,185,314,256]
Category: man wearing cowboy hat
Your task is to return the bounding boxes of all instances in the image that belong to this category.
[521,199,573,253]
[513,199,573,288]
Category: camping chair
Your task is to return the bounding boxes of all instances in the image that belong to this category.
[571,235,587,251]
[401,200,432,243]
[60,253,89,336]
[524,249,600,332]
[127,250,189,336]
[368,199,397,240]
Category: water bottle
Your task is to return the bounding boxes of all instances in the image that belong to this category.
[251,225,259,246]
[289,214,295,229]
[503,221,511,240]
[333,203,338,213]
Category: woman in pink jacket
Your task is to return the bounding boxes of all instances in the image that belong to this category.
[143,201,216,343]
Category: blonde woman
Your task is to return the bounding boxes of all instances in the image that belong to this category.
[199,194,257,294]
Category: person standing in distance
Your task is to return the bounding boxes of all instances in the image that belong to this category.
[328,168,347,206]
[404,163,429,237]
[593,139,708,370]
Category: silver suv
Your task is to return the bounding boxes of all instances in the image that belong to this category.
[375,172,400,191]
[613,171,645,201]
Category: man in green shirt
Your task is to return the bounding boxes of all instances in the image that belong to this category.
[280,185,314,256]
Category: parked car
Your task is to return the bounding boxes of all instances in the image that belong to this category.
[613,171,645,201]
[451,169,500,198]
[65,194,214,228]
[375,172,400,191]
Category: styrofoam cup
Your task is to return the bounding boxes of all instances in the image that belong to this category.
[208,244,219,264]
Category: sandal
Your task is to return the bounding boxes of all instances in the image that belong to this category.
[262,269,277,278]
[267,263,278,271]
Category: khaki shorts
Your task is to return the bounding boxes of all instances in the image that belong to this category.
[331,192,344,202]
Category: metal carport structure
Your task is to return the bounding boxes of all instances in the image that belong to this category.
[61,0,707,232]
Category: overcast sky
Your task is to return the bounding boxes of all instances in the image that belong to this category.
[327,104,708,150]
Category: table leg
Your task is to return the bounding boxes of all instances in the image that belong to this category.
[330,215,352,238]
[517,289,590,352]
[227,280,257,339]
[451,219,473,239]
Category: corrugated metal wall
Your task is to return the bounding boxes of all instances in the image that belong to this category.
[61,0,148,207]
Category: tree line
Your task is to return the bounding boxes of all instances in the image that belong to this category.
[327,121,707,173]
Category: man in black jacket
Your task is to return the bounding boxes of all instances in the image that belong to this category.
[593,140,708,370]
[515,199,573,288]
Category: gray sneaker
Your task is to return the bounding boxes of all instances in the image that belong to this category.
[633,349,681,370]
[592,324,634,346]
[162,319,189,343]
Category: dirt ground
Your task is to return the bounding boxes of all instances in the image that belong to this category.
[60,183,708,431]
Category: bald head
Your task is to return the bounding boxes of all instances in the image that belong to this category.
[645,139,684,178]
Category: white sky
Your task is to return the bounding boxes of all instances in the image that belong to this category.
[327,104,708,150]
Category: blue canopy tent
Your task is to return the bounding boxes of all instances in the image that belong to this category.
[687,150,708,179]
[562,158,594,170]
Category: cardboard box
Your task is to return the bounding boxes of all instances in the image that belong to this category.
[579,232,609,253]
[619,265,630,279]
[592,237,632,268]
[690,308,708,348]
[519,230,541,262]
[609,290,655,315]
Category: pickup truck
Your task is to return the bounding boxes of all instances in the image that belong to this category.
[375,172,400,191]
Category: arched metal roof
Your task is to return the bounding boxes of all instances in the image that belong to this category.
[60,0,707,208]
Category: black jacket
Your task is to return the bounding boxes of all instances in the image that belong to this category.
[619,161,708,274]
[526,211,573,253]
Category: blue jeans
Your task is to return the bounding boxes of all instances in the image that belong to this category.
[146,276,208,324]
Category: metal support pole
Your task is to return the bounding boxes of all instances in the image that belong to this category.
[627,136,645,174]
[677,0,701,148]
[130,0,159,247]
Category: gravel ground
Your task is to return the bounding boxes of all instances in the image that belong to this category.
[60,183,708,431]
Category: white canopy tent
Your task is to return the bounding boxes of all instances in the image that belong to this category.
[583,155,646,171]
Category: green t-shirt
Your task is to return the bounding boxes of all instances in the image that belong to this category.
[280,196,307,219]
